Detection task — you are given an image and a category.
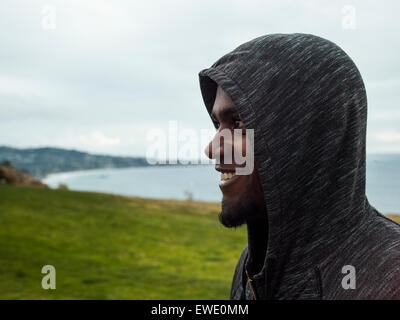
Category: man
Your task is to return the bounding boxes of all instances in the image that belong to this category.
[198,33,400,299]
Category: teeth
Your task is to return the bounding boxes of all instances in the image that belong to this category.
[221,172,235,180]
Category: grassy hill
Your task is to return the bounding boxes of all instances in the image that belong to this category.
[1,185,399,300]
[0,185,246,299]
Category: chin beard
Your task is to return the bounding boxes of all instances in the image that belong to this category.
[218,198,256,228]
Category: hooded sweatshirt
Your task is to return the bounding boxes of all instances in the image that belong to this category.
[198,33,400,300]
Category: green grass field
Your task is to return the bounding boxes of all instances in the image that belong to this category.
[0,185,247,299]
[1,185,399,300]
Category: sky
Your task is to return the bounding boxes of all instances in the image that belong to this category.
[1,0,399,158]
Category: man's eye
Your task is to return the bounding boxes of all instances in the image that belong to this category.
[214,121,220,129]
[233,119,243,128]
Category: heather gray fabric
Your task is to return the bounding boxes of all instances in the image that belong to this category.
[198,33,400,300]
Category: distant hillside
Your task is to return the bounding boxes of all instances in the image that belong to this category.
[0,146,150,178]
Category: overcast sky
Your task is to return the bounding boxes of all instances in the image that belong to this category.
[1,0,399,157]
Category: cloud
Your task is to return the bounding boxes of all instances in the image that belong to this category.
[85,131,121,147]
[0,0,399,155]
[35,130,121,154]
[54,131,121,148]
[374,131,400,143]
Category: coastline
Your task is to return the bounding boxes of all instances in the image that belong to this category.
[41,166,399,215]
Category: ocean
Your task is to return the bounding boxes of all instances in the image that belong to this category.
[43,154,400,214]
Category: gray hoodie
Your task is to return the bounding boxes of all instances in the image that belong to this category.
[198,33,400,299]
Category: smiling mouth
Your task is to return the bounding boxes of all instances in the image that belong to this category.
[219,171,240,189]
[221,172,235,181]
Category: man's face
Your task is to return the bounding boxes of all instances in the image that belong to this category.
[204,86,266,228]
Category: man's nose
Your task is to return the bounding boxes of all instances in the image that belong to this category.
[204,133,223,160]
[204,139,215,160]
[204,130,232,161]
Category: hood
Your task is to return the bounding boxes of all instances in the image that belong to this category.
[199,33,376,298]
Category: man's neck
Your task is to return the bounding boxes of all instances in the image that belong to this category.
[246,216,268,277]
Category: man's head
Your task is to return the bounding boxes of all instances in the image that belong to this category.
[204,86,266,228]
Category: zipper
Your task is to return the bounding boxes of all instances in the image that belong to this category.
[245,269,257,300]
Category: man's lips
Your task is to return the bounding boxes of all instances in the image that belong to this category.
[215,164,237,173]
[219,173,240,189]
[216,165,242,190]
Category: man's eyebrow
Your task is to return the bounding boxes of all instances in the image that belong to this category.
[211,107,239,120]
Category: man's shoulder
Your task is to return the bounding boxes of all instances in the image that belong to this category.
[230,245,249,300]
[238,245,249,262]
[235,245,249,274]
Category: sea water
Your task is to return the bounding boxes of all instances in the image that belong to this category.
[43,154,400,213]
